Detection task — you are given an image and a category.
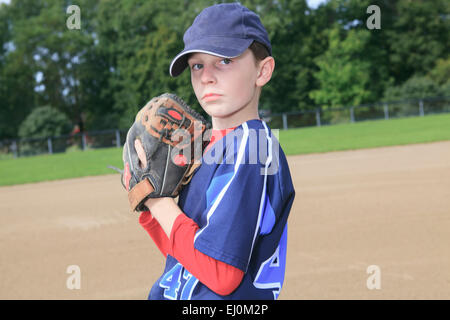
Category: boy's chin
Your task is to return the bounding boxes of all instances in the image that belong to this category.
[202,105,230,118]
[207,110,236,120]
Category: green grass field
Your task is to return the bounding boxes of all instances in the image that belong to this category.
[1,113,450,186]
[280,113,450,155]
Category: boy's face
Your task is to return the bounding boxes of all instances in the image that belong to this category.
[187,49,261,124]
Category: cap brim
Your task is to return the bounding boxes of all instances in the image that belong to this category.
[169,37,253,77]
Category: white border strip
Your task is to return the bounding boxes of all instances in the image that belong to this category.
[247,121,272,266]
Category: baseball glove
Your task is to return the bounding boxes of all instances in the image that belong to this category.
[121,93,210,212]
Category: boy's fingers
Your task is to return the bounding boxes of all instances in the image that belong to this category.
[134,139,147,169]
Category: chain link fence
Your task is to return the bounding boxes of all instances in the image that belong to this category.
[0,129,127,159]
[262,96,450,130]
[1,96,449,159]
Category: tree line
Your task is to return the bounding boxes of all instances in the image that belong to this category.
[0,0,448,140]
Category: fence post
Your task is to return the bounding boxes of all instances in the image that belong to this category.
[384,103,389,120]
[115,130,121,148]
[315,109,321,127]
[11,140,18,158]
[419,100,424,117]
[82,133,87,151]
[47,137,53,154]
[350,107,355,123]
[282,113,288,130]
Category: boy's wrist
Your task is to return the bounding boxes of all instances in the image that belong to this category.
[144,197,183,238]
[144,197,168,212]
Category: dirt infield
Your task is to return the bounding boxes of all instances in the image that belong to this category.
[1,141,449,300]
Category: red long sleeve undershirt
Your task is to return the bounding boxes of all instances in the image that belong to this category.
[139,211,244,296]
[139,126,244,296]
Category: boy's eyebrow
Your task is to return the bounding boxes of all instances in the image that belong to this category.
[187,53,243,68]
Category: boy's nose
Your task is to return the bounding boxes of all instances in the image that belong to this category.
[200,66,217,85]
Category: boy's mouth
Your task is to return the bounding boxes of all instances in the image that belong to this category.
[202,93,222,102]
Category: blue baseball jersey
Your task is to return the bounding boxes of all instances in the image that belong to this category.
[148,119,295,300]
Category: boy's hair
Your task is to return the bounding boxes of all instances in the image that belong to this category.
[249,41,270,63]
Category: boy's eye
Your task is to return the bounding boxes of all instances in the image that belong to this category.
[191,63,203,70]
[219,58,232,65]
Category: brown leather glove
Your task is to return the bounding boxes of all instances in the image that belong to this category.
[122,93,210,211]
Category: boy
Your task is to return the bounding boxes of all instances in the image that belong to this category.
[136,3,295,300]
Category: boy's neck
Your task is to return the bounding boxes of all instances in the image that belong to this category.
[211,94,261,130]
[212,111,260,130]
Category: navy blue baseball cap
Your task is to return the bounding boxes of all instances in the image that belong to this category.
[169,3,272,77]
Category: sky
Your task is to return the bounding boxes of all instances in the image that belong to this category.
[306,0,328,9]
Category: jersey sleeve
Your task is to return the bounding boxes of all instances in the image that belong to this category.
[193,125,271,272]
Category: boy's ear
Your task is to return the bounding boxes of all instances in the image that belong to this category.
[256,56,275,87]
